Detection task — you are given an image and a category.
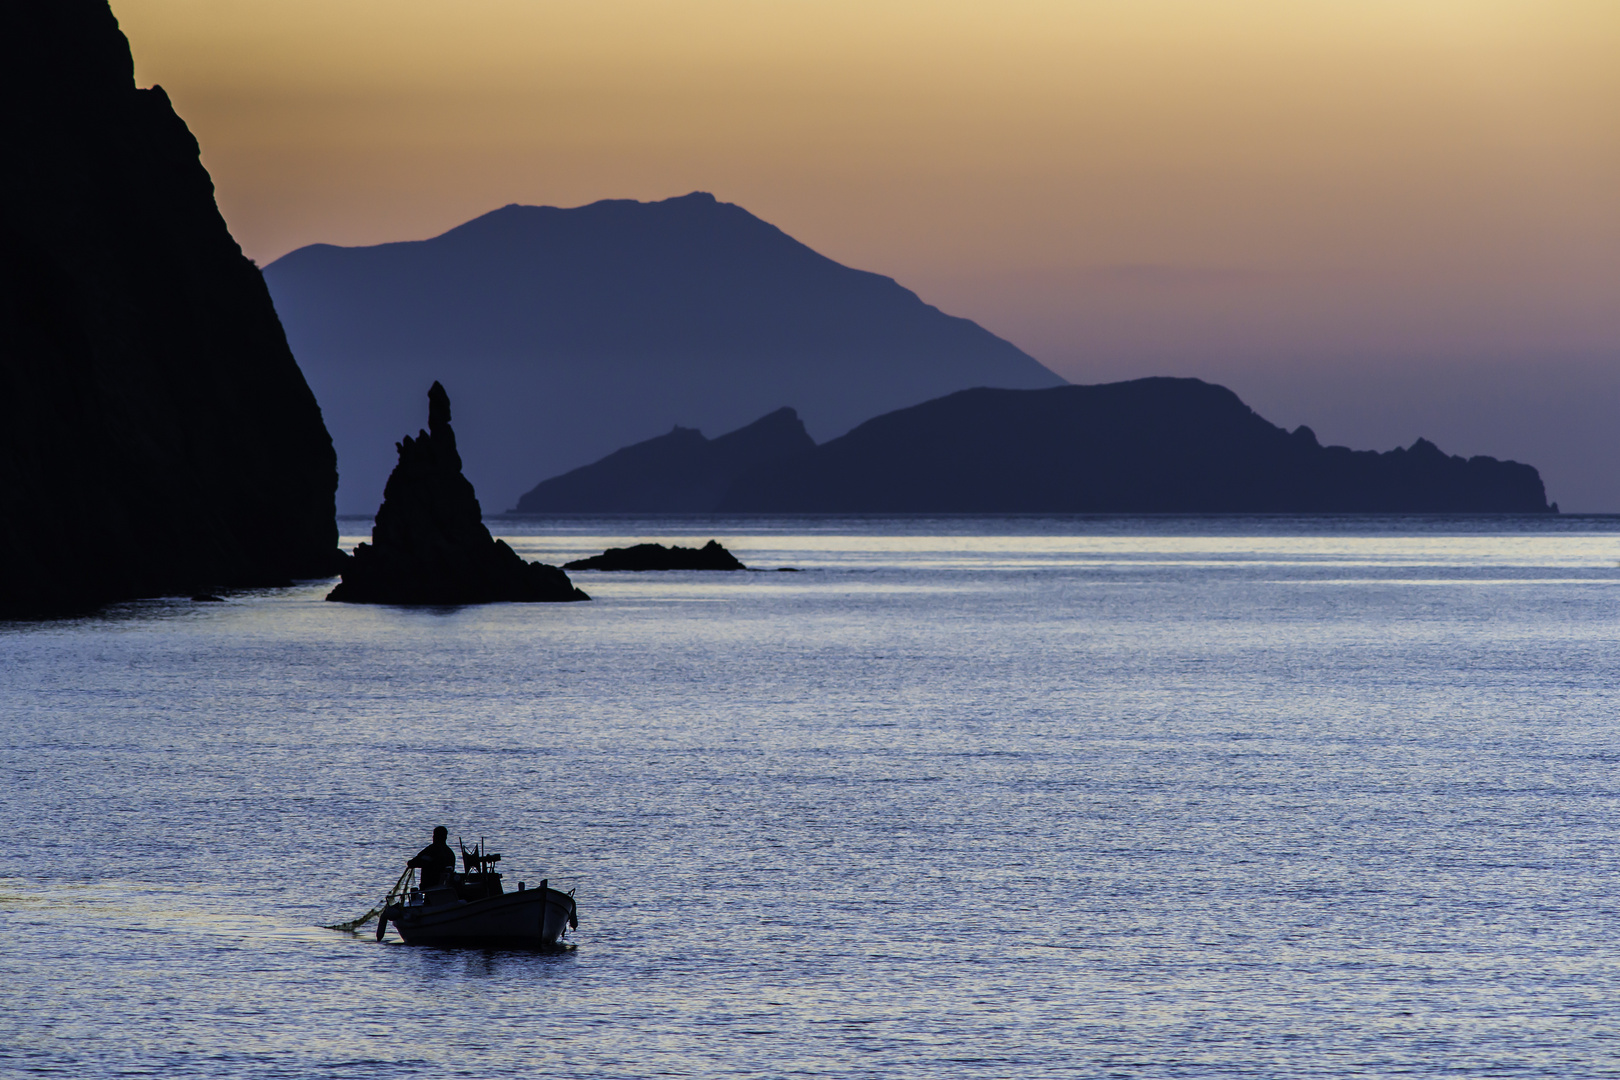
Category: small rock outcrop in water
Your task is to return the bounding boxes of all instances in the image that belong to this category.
[1,2,340,615]
[564,541,745,572]
[327,384,587,604]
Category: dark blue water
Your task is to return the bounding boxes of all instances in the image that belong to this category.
[4,517,1619,1078]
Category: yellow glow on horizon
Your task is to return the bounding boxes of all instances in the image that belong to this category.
[109,0,1620,369]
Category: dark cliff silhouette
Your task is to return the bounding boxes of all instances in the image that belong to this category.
[0,2,338,615]
[328,383,587,604]
[564,541,745,572]
[717,379,1552,513]
[263,193,1064,515]
[511,407,814,513]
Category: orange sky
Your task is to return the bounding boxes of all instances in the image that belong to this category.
[110,0,1620,504]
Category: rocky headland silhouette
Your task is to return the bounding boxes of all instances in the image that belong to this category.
[512,407,813,513]
[328,383,587,604]
[518,378,1553,514]
[564,541,746,572]
[0,2,339,615]
[263,193,1063,514]
[724,379,1554,513]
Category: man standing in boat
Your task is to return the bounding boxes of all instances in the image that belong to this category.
[407,826,456,888]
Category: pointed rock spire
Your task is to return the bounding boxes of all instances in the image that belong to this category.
[327,383,588,604]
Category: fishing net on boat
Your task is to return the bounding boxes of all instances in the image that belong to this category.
[323,866,413,932]
[324,907,382,933]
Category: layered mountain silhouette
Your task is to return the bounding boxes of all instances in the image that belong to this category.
[0,2,338,614]
[514,379,1552,514]
[263,193,1063,514]
[511,406,813,513]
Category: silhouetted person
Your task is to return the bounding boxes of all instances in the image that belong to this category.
[408,826,456,888]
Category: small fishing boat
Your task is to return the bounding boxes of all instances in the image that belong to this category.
[366,841,578,949]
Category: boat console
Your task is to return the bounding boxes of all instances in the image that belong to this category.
[452,843,504,901]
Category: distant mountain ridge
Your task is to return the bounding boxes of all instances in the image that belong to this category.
[264,192,1063,514]
[512,406,813,513]
[510,378,1552,514]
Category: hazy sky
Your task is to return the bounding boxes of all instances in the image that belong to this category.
[112,1,1620,506]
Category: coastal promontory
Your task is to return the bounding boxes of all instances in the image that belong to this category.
[0,2,339,615]
[517,378,1553,514]
[719,380,1552,513]
[328,384,587,604]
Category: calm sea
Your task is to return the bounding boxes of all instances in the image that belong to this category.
[4,516,1619,1079]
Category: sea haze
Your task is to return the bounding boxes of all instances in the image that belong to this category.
[3,516,1619,1078]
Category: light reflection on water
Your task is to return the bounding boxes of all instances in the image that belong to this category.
[3,516,1620,1078]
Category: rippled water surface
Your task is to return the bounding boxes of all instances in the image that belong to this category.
[4,517,1620,1078]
